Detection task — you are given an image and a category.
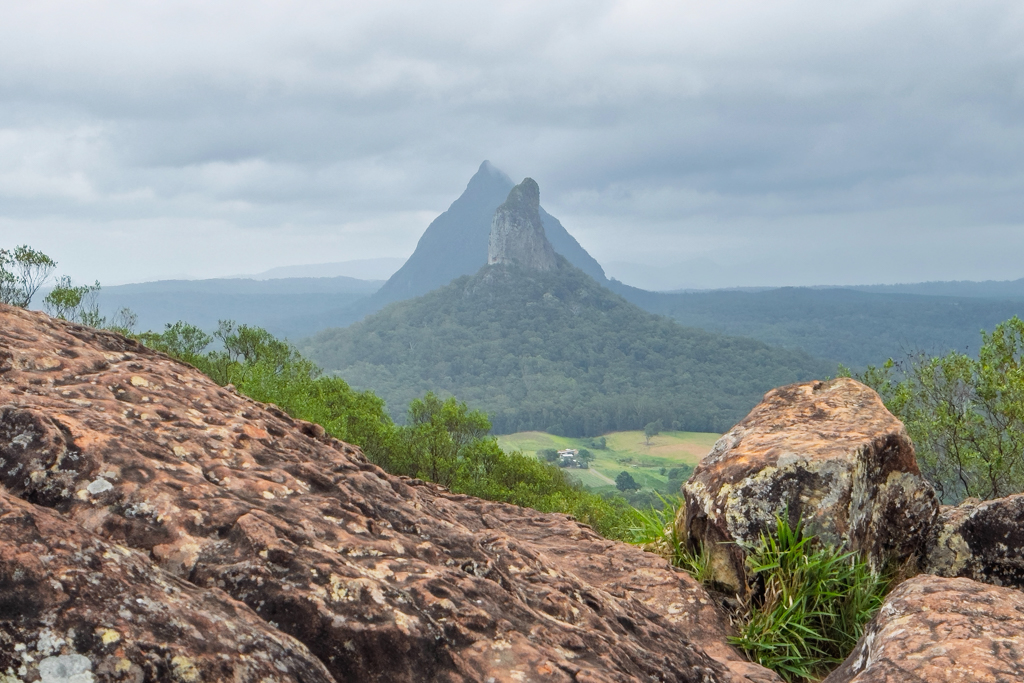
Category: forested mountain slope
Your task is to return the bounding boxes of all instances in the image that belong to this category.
[847,278,1024,300]
[610,283,1024,368]
[303,259,832,436]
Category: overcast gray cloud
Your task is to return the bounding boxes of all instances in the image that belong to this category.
[1,0,1023,287]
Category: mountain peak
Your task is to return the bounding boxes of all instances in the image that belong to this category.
[362,162,605,315]
[478,160,510,179]
[488,178,558,271]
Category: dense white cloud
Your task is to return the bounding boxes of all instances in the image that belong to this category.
[1,0,1022,286]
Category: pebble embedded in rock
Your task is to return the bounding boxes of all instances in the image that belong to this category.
[86,478,113,494]
[38,655,93,683]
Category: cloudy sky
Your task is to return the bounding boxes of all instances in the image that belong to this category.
[2,0,1023,289]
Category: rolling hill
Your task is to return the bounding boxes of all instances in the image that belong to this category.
[612,285,1024,367]
[302,255,832,435]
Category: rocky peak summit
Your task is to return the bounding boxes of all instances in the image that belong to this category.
[488,177,559,271]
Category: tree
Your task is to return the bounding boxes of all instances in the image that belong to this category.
[538,448,560,463]
[577,448,594,463]
[134,320,642,540]
[43,276,102,325]
[0,245,57,308]
[403,392,492,487]
[644,419,663,445]
[856,316,1024,502]
[139,321,213,363]
[616,470,640,492]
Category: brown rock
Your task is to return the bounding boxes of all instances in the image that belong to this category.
[822,574,1024,683]
[925,493,1024,588]
[0,304,779,683]
[0,490,335,683]
[680,378,938,593]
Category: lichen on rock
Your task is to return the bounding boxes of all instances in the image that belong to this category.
[925,492,1024,588]
[679,378,938,594]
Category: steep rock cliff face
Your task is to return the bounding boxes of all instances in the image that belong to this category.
[0,305,777,683]
[487,178,558,272]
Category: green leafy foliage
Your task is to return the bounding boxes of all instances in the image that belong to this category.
[644,419,663,445]
[136,320,641,540]
[615,471,640,492]
[2,242,135,332]
[538,448,560,462]
[854,316,1024,502]
[43,276,104,325]
[0,245,56,308]
[729,517,889,682]
[629,498,890,682]
[619,284,1024,369]
[304,261,831,436]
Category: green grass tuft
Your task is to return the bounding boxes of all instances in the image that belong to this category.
[626,494,714,584]
[626,503,889,683]
[728,516,890,682]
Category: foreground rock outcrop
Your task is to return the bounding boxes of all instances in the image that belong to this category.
[487,178,559,271]
[0,491,335,683]
[0,304,778,683]
[925,493,1024,588]
[823,574,1024,682]
[680,378,938,593]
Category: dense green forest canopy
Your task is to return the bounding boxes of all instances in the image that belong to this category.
[303,259,833,436]
[613,285,1024,369]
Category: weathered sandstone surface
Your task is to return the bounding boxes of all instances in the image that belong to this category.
[0,490,335,683]
[679,378,938,593]
[487,178,558,272]
[925,493,1024,588]
[822,574,1024,682]
[0,304,778,683]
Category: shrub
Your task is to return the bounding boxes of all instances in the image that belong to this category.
[852,316,1024,503]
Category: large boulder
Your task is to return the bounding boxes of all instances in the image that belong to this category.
[679,378,938,593]
[0,304,778,683]
[925,493,1024,588]
[823,574,1024,682]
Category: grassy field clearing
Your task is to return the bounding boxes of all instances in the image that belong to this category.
[496,430,720,493]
